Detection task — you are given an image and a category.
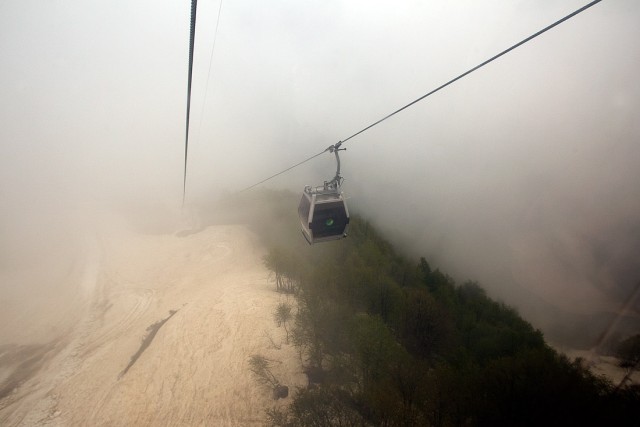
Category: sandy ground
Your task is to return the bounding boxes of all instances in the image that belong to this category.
[0,223,304,426]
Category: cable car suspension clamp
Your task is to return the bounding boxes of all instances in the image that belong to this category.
[324,141,346,192]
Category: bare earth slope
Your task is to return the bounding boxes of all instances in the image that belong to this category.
[0,224,304,426]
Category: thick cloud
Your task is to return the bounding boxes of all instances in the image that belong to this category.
[1,0,638,345]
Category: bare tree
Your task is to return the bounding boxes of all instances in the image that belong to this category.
[274,302,293,343]
[248,354,289,400]
[263,330,282,350]
[263,249,299,294]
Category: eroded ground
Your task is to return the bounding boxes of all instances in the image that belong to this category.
[0,224,303,426]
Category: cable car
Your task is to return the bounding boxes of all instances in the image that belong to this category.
[298,143,350,244]
[299,186,350,244]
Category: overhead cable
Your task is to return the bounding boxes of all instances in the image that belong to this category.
[339,0,602,146]
[236,0,602,192]
[183,0,198,207]
[197,0,224,137]
[238,150,328,193]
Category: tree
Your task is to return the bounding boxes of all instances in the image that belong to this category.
[274,302,293,343]
[398,288,452,359]
[264,248,300,293]
[616,334,640,387]
[250,197,640,425]
[249,354,290,400]
[267,386,363,427]
[349,314,397,389]
[248,354,280,389]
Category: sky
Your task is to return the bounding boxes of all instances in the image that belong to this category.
[1,0,639,343]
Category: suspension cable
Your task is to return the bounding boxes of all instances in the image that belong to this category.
[339,0,602,147]
[237,149,329,193]
[197,0,224,138]
[235,0,602,192]
[183,0,198,207]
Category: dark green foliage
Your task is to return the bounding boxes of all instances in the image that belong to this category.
[292,295,353,367]
[398,288,453,358]
[234,190,639,426]
[267,386,364,427]
[616,334,640,370]
[348,314,398,388]
[440,281,545,365]
[615,334,640,389]
[468,350,611,426]
[264,247,307,293]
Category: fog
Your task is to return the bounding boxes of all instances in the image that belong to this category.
[1,0,639,346]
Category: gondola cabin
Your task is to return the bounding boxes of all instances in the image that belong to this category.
[298,186,350,244]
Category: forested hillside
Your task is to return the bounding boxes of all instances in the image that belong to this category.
[210,190,639,426]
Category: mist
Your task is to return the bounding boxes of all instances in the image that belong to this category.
[1,0,639,347]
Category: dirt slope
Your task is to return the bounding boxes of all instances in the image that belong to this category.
[0,224,304,426]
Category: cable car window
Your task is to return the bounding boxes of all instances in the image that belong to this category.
[310,201,349,239]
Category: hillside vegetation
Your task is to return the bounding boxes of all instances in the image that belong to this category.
[211,190,639,426]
